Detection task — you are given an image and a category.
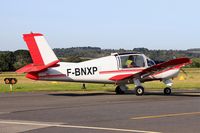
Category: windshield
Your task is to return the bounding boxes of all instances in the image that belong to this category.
[146,58,155,67]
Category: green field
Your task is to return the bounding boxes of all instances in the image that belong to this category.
[0,68,200,92]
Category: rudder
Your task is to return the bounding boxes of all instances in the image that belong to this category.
[23,33,58,66]
[16,33,59,74]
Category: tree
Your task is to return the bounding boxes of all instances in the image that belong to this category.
[0,52,15,71]
[13,50,32,70]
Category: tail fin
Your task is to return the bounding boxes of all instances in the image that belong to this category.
[23,33,58,65]
[16,33,59,74]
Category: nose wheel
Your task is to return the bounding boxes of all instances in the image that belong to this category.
[164,87,171,95]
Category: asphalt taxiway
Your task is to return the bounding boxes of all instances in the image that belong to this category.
[0,90,199,133]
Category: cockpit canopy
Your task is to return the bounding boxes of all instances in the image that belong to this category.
[115,53,155,68]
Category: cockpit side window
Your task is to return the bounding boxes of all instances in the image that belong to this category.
[120,56,129,68]
[134,55,145,67]
[119,55,145,68]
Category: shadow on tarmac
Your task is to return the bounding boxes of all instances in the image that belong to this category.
[49,92,114,97]
[49,90,200,97]
[144,91,200,97]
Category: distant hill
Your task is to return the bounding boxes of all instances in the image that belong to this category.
[187,48,200,54]
[53,47,200,62]
[0,47,200,71]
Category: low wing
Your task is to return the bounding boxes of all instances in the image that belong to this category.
[109,57,192,81]
[109,74,134,81]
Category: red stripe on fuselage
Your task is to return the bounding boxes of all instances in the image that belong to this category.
[23,33,44,65]
[99,69,144,74]
[39,74,66,78]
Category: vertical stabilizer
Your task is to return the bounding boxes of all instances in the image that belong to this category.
[16,33,59,74]
[23,33,58,66]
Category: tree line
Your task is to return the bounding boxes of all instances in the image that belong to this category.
[0,50,32,71]
[0,47,200,71]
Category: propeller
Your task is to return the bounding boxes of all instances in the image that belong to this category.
[180,68,188,79]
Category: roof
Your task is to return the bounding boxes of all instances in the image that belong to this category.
[111,52,142,56]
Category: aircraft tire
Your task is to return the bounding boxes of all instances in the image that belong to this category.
[164,87,171,95]
[115,86,125,95]
[135,86,144,96]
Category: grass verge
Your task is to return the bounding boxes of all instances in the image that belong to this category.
[0,68,199,93]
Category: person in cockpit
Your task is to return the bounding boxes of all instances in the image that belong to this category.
[125,55,134,68]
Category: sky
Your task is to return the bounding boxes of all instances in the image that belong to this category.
[0,0,200,51]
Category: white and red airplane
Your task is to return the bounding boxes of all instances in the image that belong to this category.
[17,33,192,95]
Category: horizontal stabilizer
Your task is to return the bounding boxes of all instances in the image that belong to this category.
[16,60,59,73]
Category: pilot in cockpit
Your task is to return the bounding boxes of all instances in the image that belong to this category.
[125,55,134,68]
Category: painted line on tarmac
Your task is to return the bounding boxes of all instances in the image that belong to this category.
[0,112,10,115]
[0,119,160,133]
[131,112,200,120]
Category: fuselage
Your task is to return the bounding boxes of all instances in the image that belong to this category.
[32,53,180,84]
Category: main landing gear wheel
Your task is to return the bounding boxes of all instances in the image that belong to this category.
[135,86,144,96]
[115,86,125,95]
[164,87,171,95]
